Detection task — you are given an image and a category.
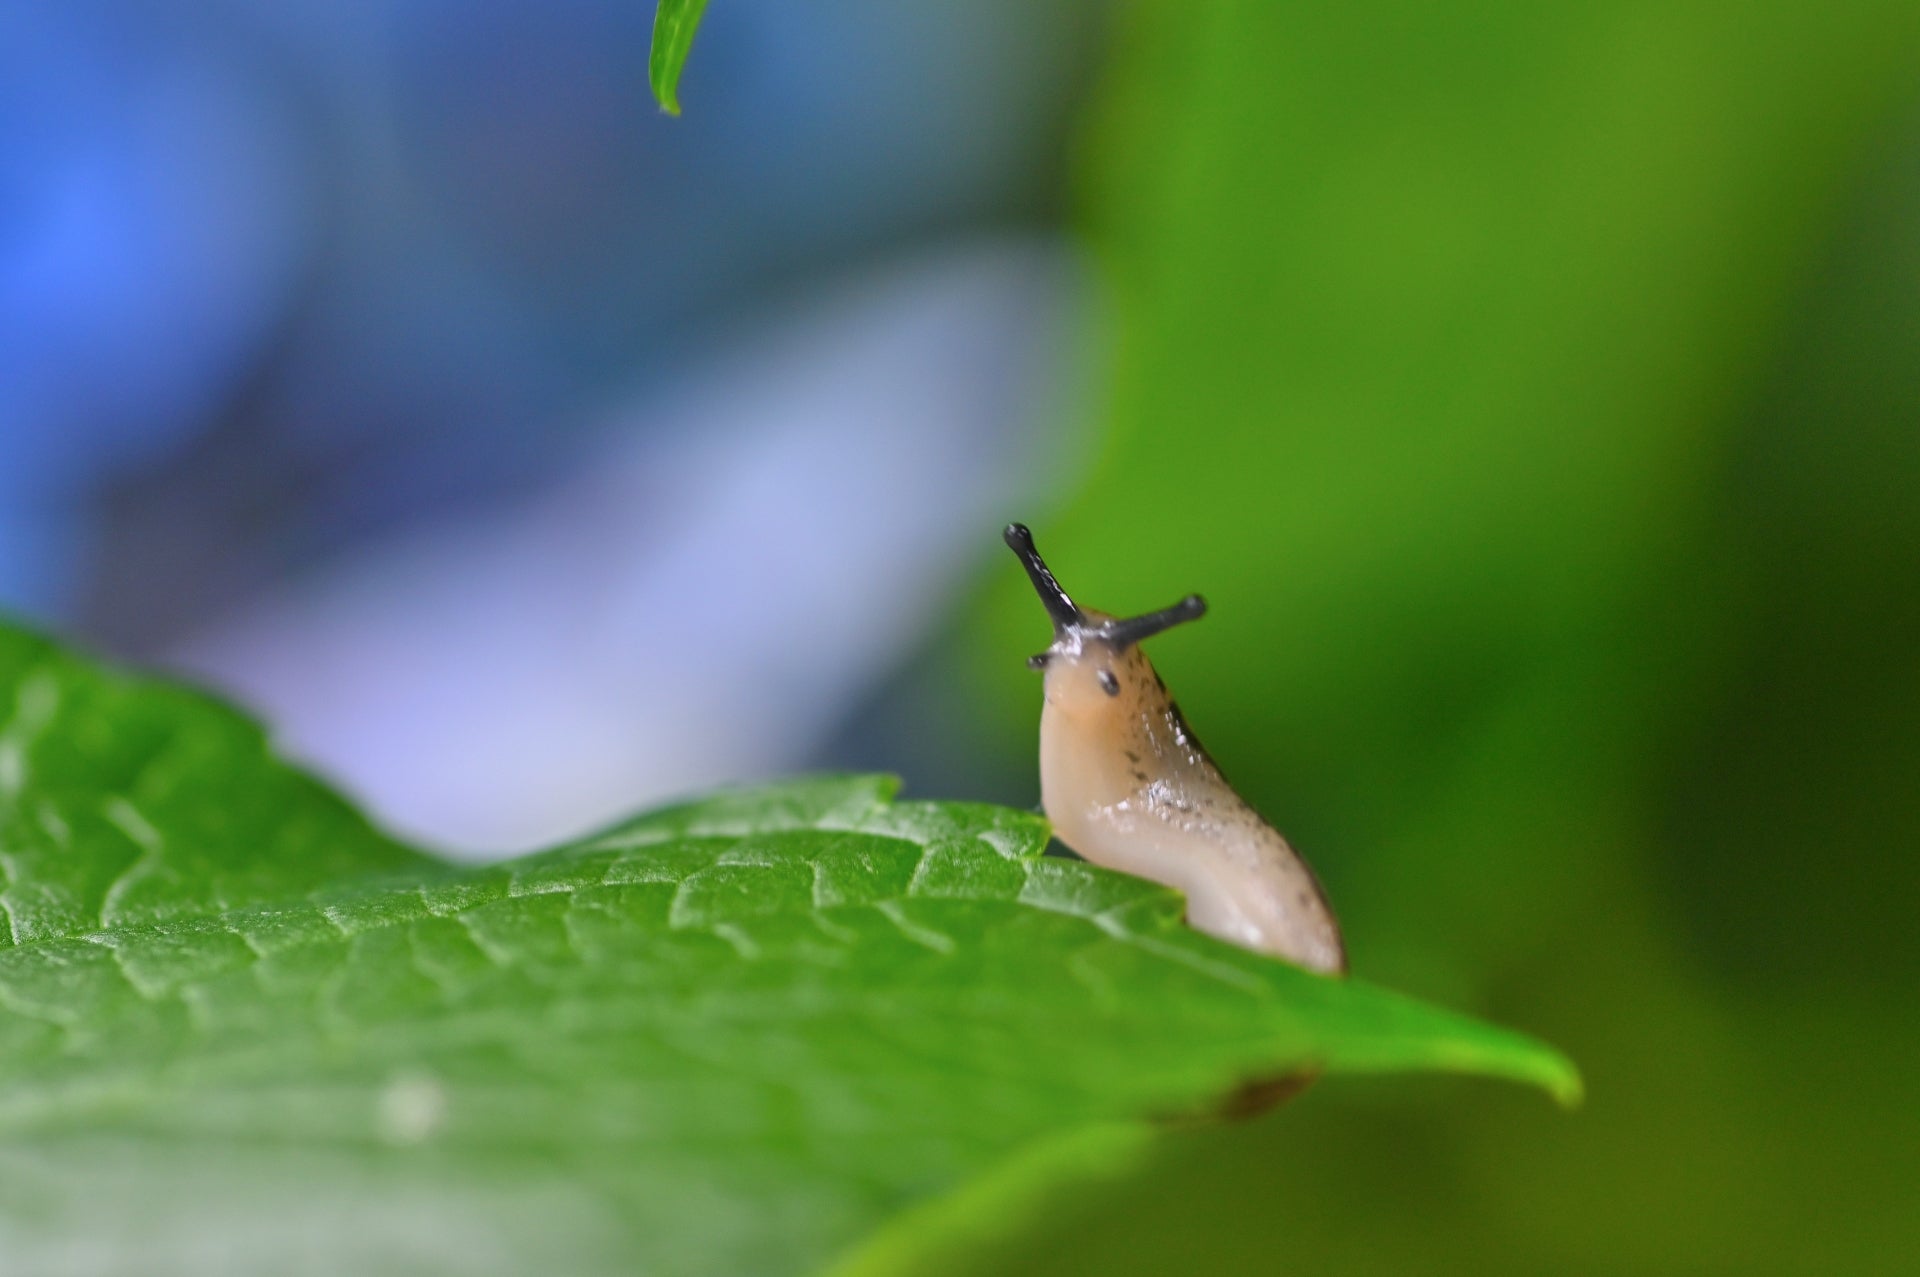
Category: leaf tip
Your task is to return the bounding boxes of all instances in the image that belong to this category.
[1506,1039,1582,1109]
[1394,1005,1584,1110]
[647,57,685,117]
[1546,1057,1585,1110]
[648,0,710,118]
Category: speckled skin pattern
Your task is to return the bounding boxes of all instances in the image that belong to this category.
[1035,608,1346,975]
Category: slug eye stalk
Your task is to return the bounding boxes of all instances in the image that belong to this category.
[1003,523,1081,633]
[1105,594,1207,650]
[1002,523,1207,651]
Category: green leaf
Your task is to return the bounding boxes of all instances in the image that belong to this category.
[649,0,712,116]
[0,622,1576,1275]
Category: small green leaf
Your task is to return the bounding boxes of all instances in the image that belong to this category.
[649,0,712,116]
[0,622,1577,1274]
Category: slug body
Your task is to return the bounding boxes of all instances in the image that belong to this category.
[1005,523,1346,975]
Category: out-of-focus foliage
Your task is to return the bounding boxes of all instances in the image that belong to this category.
[957,2,1920,1272]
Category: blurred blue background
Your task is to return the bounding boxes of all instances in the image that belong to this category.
[1,0,1103,851]
[5,2,1919,1273]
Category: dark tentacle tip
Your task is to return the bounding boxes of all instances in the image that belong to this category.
[1026,652,1051,671]
[1107,591,1209,649]
[1004,520,1083,633]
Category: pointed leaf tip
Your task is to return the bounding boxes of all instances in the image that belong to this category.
[649,0,712,116]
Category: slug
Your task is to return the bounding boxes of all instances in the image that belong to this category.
[1005,522,1346,975]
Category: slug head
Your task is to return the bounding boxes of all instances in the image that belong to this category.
[1003,522,1206,723]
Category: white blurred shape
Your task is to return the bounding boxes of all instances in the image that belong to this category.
[170,241,1085,855]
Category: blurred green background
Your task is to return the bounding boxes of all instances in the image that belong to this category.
[933,3,1920,1272]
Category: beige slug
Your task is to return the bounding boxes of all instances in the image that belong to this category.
[1005,523,1346,975]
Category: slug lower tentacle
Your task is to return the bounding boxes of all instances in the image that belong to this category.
[1004,522,1346,975]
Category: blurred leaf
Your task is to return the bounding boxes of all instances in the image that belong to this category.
[0,623,1573,1276]
[649,0,712,115]
[1656,102,1920,989]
